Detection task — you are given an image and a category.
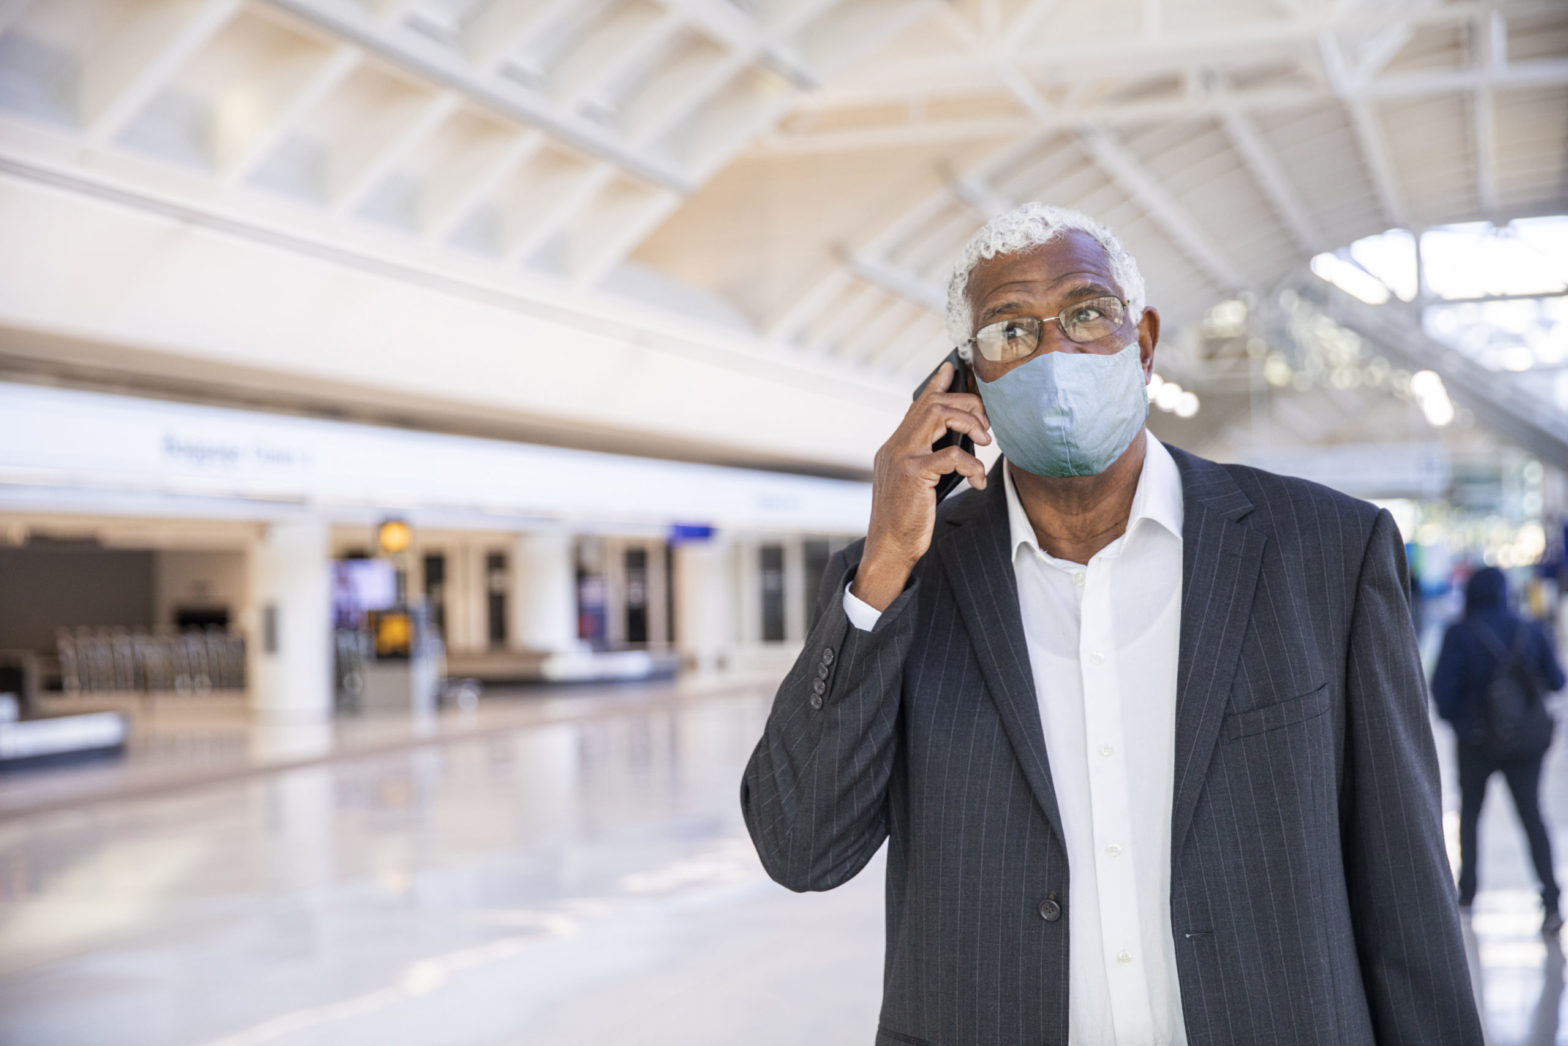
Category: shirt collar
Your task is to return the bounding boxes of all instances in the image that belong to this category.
[1001,432,1185,563]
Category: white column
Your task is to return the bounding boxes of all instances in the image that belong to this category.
[604,538,627,649]
[783,538,807,643]
[246,518,331,721]
[732,538,760,647]
[508,530,577,654]
[673,534,734,674]
[646,541,670,651]
[447,541,486,653]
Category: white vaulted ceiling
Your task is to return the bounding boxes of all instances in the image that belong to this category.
[0,0,1563,470]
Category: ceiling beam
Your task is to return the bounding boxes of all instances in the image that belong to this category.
[805,282,887,357]
[864,319,944,375]
[84,0,243,147]
[1077,128,1244,289]
[423,131,542,242]
[623,0,845,152]
[948,169,1012,220]
[1473,85,1498,216]
[556,10,684,111]
[570,189,682,287]
[1473,9,1505,216]
[849,254,947,312]
[791,53,1568,119]
[461,0,583,72]
[762,116,1037,154]
[1371,57,1568,98]
[654,0,817,89]
[852,0,1562,87]
[1317,30,1407,229]
[1353,19,1412,81]
[334,91,461,215]
[503,164,617,266]
[221,46,361,183]
[1002,0,1062,54]
[768,134,1048,348]
[936,2,1057,126]
[839,299,922,365]
[1218,105,1325,254]
[259,0,695,193]
[766,268,854,342]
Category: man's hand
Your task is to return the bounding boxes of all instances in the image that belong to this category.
[853,361,991,611]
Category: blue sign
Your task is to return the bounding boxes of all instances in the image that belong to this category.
[668,523,715,544]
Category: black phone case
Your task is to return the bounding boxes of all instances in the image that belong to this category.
[913,348,976,502]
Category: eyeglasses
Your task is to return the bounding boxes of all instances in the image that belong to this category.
[968,296,1130,363]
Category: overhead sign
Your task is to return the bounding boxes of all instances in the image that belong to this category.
[0,383,871,533]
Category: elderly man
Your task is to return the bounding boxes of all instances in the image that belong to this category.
[741,203,1482,1045]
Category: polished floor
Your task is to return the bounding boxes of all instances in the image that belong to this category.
[0,677,1563,1045]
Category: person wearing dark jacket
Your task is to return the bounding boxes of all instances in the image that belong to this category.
[1432,565,1566,936]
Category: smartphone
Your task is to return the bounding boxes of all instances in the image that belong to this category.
[913,348,975,502]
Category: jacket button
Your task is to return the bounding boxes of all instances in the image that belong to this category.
[1038,897,1062,922]
[820,647,835,665]
[809,694,824,710]
[811,678,826,696]
[816,663,831,681]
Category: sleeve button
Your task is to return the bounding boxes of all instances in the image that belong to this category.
[811,679,826,696]
[809,694,824,710]
[820,648,835,665]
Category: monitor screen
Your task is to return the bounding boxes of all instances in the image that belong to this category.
[332,559,397,626]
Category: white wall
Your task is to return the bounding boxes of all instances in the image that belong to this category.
[0,169,903,474]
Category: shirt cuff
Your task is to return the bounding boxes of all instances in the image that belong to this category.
[842,582,883,632]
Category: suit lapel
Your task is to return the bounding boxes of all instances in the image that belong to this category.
[1166,447,1266,856]
[939,462,1067,847]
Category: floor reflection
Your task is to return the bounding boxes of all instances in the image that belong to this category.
[0,680,1560,1044]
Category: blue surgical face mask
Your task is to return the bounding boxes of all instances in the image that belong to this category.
[975,339,1149,478]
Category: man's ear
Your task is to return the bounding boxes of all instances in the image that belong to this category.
[1137,306,1161,378]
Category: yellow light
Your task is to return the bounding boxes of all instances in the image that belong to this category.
[377,518,412,554]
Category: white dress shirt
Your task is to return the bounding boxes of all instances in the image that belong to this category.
[845,433,1187,1045]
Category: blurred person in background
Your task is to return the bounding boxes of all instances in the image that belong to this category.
[1433,565,1566,936]
[743,203,1482,1045]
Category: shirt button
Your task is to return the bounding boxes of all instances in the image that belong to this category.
[1098,744,1114,758]
[1117,950,1133,965]
[1088,652,1105,666]
[1106,844,1122,858]
[1073,572,1085,587]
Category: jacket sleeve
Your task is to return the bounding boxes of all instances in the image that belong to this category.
[1530,621,1567,692]
[739,542,920,892]
[1341,509,1484,1044]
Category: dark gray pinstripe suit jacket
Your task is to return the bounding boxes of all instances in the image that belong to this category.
[741,446,1483,1046]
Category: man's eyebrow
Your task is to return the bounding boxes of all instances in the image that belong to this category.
[977,300,1028,325]
[1056,281,1117,303]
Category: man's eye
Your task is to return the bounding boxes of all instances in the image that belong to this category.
[1002,321,1030,340]
[1068,306,1103,325]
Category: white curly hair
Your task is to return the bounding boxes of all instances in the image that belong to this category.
[945,203,1147,361]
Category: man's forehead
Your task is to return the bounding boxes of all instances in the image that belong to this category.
[966,231,1116,301]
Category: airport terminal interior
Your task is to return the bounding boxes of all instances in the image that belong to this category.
[0,0,1565,1041]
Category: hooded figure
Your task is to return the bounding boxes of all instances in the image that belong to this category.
[1432,565,1565,935]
